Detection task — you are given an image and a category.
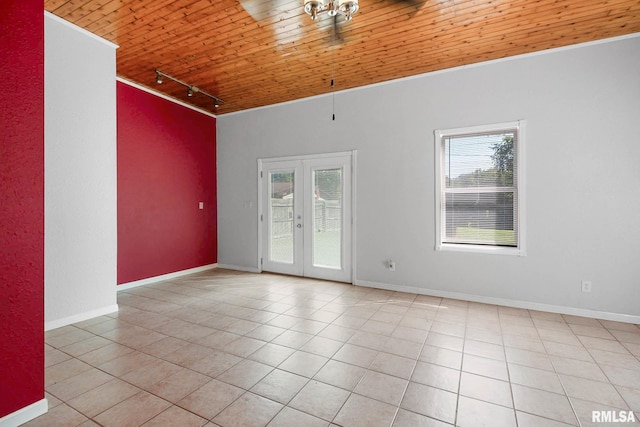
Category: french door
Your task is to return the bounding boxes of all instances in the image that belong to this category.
[259,153,353,282]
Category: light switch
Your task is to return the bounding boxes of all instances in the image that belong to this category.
[199,202,204,209]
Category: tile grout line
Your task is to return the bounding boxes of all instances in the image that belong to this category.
[537,314,582,427]
[388,297,447,427]
[502,308,523,427]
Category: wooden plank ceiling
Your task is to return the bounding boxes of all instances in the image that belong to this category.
[45,0,640,114]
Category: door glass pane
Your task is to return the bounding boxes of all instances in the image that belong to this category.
[270,171,294,263]
[312,168,342,269]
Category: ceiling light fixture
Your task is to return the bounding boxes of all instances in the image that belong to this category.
[154,69,224,109]
[304,0,359,21]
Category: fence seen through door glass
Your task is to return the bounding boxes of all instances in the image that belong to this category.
[312,167,342,269]
[269,171,294,264]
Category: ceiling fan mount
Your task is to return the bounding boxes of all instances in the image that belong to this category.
[303,0,359,21]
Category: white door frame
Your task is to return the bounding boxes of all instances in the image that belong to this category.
[257,150,356,283]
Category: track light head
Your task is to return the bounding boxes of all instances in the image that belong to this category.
[155,71,163,84]
[187,87,194,97]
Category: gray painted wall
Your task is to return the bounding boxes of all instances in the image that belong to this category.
[45,13,118,328]
[217,35,640,318]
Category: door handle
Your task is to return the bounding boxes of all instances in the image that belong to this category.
[297,224,302,228]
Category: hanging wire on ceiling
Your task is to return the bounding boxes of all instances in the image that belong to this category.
[154,69,223,109]
[331,17,336,121]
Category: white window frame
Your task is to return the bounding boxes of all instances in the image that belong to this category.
[434,121,526,256]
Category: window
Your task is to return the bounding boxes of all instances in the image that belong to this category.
[435,121,525,255]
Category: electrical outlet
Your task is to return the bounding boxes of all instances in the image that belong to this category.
[581,280,592,293]
[388,260,396,271]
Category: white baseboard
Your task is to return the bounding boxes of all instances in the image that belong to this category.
[45,304,119,331]
[0,398,48,427]
[117,263,218,291]
[355,280,640,325]
[217,264,261,273]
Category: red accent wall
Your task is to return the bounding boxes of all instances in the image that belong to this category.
[117,82,217,284]
[0,0,45,418]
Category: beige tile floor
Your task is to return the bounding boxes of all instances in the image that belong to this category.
[28,269,640,426]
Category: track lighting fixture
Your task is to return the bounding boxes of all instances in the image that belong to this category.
[153,69,224,109]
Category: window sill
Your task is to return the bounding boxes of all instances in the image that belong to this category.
[436,243,525,256]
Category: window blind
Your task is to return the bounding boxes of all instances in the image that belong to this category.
[442,129,518,247]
